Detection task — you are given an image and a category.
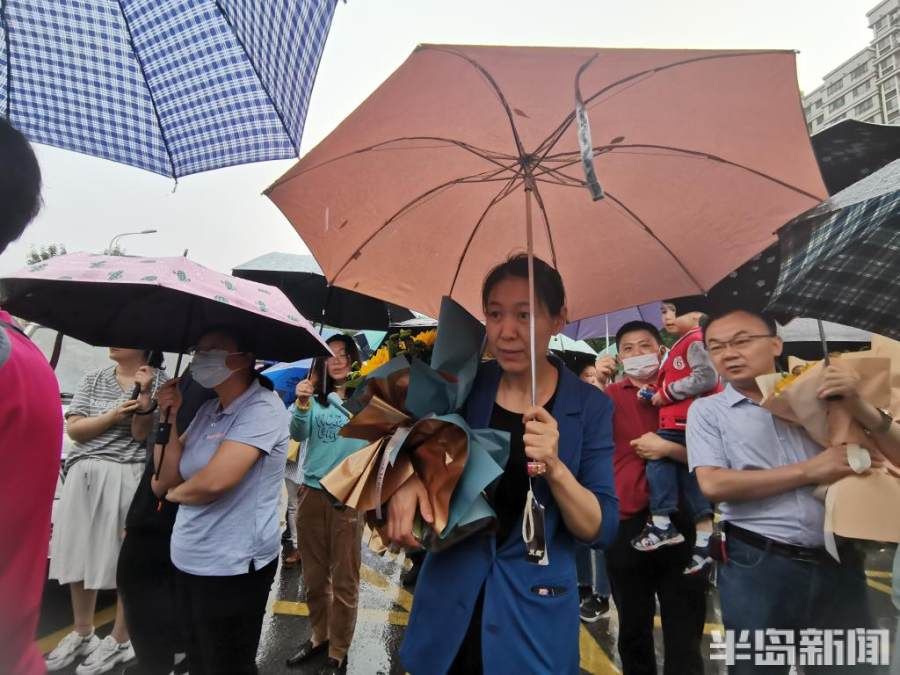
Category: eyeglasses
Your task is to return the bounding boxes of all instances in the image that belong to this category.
[707,334,774,356]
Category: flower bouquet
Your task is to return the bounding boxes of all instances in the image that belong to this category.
[320,297,510,552]
[755,334,900,559]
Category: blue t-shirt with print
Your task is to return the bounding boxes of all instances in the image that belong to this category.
[290,397,367,489]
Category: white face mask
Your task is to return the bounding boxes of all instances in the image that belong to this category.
[190,350,240,388]
[621,352,660,379]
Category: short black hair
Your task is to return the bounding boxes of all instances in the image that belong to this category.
[703,307,778,341]
[482,253,566,316]
[615,321,663,349]
[559,351,595,378]
[0,119,42,254]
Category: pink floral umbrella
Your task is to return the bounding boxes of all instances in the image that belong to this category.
[0,252,331,363]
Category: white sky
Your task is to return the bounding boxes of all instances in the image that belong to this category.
[0,0,879,276]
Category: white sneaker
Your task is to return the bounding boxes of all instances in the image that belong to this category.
[75,635,135,675]
[46,630,100,671]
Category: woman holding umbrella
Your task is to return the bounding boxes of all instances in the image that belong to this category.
[285,334,367,675]
[152,326,290,675]
[384,254,618,674]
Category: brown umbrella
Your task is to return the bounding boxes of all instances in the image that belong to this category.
[267,45,825,323]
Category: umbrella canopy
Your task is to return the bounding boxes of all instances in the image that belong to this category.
[267,44,826,321]
[563,302,662,341]
[767,159,900,341]
[549,334,597,356]
[0,253,331,362]
[811,120,900,195]
[232,252,414,330]
[1,1,336,177]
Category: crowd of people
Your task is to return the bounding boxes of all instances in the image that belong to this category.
[2,115,900,675]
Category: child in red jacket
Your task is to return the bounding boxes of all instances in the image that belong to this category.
[634,302,718,575]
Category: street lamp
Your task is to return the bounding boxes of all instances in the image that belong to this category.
[107,229,157,254]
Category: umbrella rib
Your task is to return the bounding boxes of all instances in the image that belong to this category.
[266,136,515,192]
[543,143,824,202]
[532,50,794,163]
[421,46,529,161]
[448,176,523,298]
[329,163,519,285]
[604,189,706,294]
[212,0,298,151]
[114,0,177,178]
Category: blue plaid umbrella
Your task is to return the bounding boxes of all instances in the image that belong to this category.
[767,160,900,341]
[0,0,337,177]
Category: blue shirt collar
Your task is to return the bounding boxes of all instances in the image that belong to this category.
[722,383,755,407]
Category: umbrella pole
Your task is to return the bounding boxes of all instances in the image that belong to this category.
[817,318,843,401]
[524,179,547,479]
[154,351,185,481]
[605,314,609,354]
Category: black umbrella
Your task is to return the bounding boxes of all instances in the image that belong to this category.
[811,119,900,195]
[232,252,414,331]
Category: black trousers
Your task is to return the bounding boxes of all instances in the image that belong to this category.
[175,558,277,675]
[605,512,708,675]
[117,530,181,675]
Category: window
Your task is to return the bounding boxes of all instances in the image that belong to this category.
[887,88,898,100]
[852,81,871,98]
[815,115,824,126]
[850,64,868,81]
[831,113,846,123]
[826,79,844,96]
[888,96,898,112]
[889,109,900,122]
[881,60,896,78]
[878,36,893,55]
[828,95,845,112]
[876,16,888,33]
[855,98,874,115]
[815,99,823,109]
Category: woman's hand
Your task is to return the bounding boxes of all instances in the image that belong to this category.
[523,406,561,477]
[110,399,142,422]
[295,379,315,406]
[384,474,433,549]
[630,432,672,460]
[157,378,183,415]
[817,362,861,401]
[134,365,156,396]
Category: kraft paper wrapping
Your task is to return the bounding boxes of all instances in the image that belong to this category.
[757,336,900,559]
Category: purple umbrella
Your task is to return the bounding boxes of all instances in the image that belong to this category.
[563,302,663,342]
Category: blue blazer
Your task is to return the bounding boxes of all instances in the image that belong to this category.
[400,358,619,674]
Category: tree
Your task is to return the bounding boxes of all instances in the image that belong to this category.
[27,243,67,264]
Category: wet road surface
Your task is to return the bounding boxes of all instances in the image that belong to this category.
[37,544,897,674]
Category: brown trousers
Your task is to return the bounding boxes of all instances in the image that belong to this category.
[297,486,363,662]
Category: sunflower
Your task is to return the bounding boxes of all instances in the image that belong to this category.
[359,345,391,376]
[414,329,437,348]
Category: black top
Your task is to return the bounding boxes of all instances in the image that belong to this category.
[488,394,557,545]
[450,390,558,675]
[124,373,217,535]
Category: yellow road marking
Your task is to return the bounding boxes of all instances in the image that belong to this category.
[579,625,620,674]
[359,564,414,612]
[653,615,724,635]
[865,570,893,580]
[867,579,893,595]
[37,606,117,655]
[273,600,409,626]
